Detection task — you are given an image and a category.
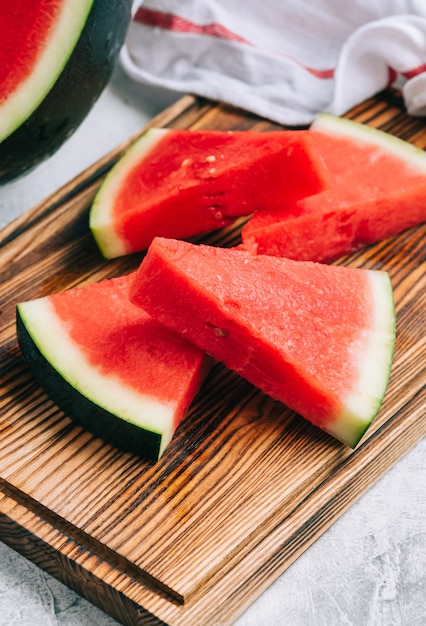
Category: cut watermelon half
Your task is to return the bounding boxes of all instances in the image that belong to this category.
[0,0,132,182]
[240,113,426,261]
[130,238,396,448]
[16,273,211,461]
[1,0,94,143]
[89,128,331,258]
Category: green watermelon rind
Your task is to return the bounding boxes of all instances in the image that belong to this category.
[16,297,176,461]
[0,0,95,143]
[312,112,426,172]
[327,270,396,447]
[90,128,170,258]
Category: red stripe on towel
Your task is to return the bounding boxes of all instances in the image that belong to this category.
[134,7,249,43]
[388,66,398,85]
[402,63,426,79]
[134,7,335,80]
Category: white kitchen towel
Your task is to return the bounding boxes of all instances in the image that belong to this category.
[121,0,426,126]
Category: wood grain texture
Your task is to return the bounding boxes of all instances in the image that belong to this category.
[0,90,425,625]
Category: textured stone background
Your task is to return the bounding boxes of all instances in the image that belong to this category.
[0,66,425,626]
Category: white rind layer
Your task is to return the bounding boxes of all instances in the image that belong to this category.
[0,0,95,143]
[311,112,426,173]
[18,297,176,457]
[327,270,396,447]
[90,127,170,258]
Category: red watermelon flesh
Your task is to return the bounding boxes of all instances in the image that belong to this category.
[240,113,426,262]
[90,128,331,259]
[130,238,396,448]
[16,273,210,460]
[1,1,62,100]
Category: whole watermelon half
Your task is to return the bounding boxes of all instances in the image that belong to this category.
[0,0,133,183]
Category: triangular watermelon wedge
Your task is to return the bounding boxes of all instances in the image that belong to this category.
[241,113,426,261]
[130,238,396,448]
[89,128,331,258]
[17,273,211,461]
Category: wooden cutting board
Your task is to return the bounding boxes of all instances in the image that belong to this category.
[0,91,425,626]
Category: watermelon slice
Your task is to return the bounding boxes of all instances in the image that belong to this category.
[130,238,396,448]
[0,0,132,182]
[16,273,211,461]
[240,113,426,261]
[89,128,331,258]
